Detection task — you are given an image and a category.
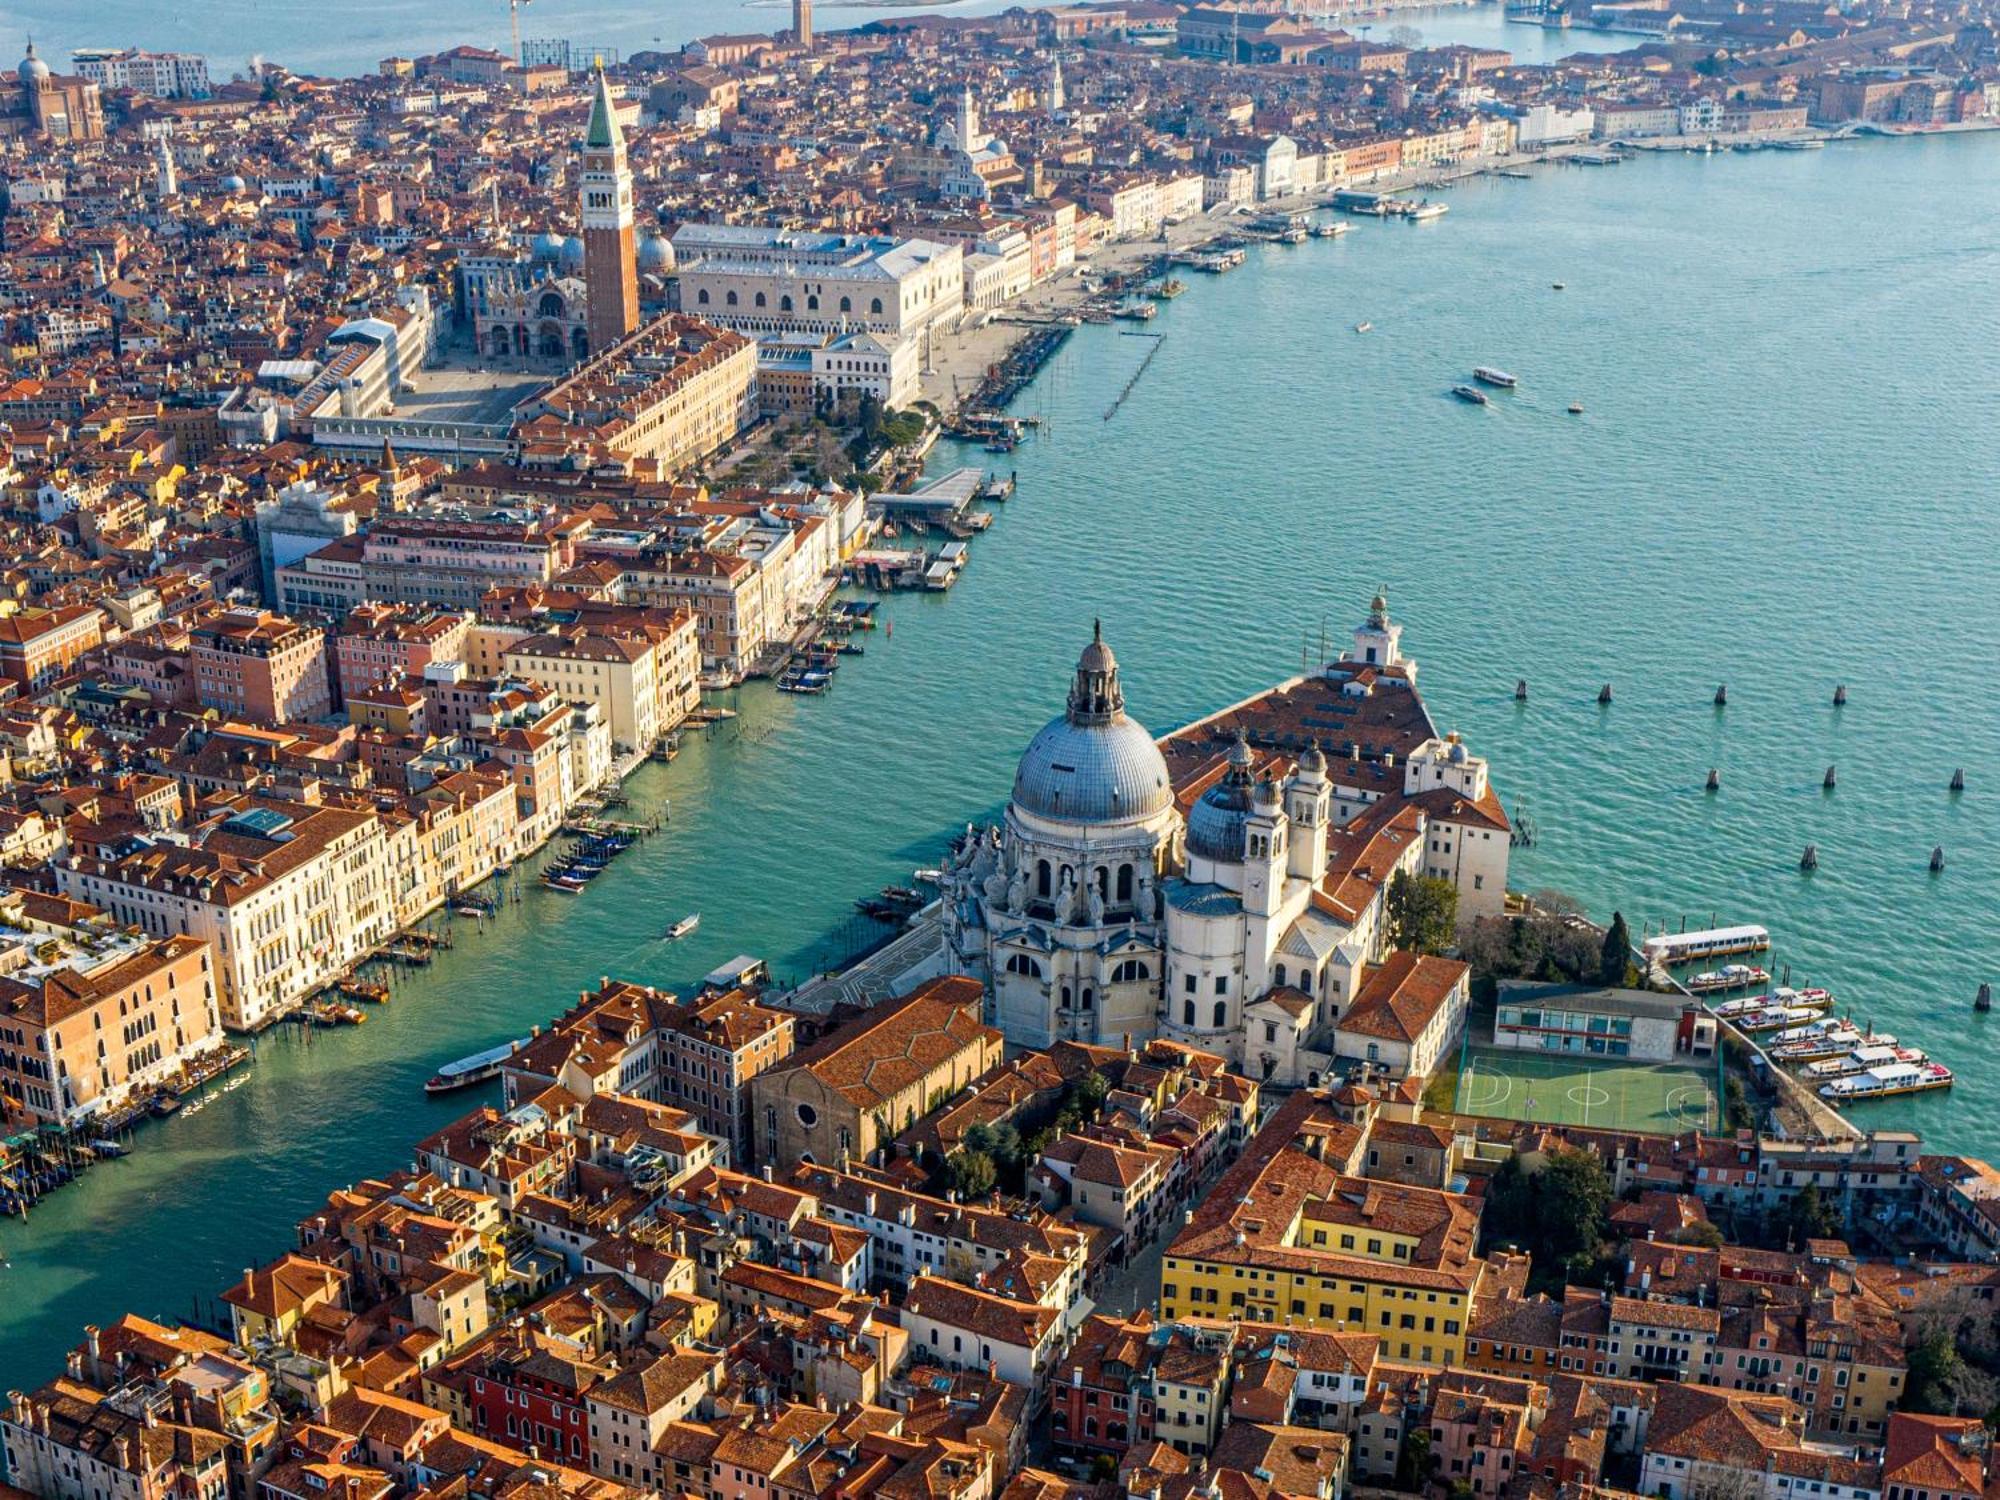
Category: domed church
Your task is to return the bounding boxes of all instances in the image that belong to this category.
[942,625,1180,1051]
[942,597,1506,1084]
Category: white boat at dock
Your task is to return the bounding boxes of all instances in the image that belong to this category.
[1735,1003,1833,1034]
[1819,1060,1953,1102]
[1687,963,1771,994]
[1765,1016,1853,1047]
[1711,986,1831,1019]
[1773,1027,1894,1063]
[1803,1044,1925,1080]
[426,1037,529,1094]
[1643,924,1771,966]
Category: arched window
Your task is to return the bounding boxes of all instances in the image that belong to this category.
[697,288,710,305]
[779,294,793,312]
[1005,953,1043,980]
[1079,987,1094,1011]
[1084,1419,1098,1439]
[726,290,738,306]
[538,290,565,318]
[754,291,767,308]
[1213,1000,1228,1029]
[1111,960,1149,984]
[1274,963,1287,989]
[1093,866,1109,897]
[807,294,819,310]
[839,295,852,313]
[1182,1000,1195,1026]
[1117,863,1134,902]
[871,297,884,314]
[1036,860,1051,898]
[1060,983,1072,1009]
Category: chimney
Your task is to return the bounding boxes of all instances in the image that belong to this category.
[762,1164,772,1182]
[86,1324,102,1371]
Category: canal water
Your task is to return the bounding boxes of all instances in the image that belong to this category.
[5,129,1999,1385]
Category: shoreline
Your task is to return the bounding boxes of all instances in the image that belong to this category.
[920,123,1997,412]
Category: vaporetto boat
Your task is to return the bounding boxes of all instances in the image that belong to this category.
[1818,1060,1953,1102]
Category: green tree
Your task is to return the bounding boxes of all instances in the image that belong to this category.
[1904,1327,1966,1414]
[1782,1184,1841,1247]
[1072,1070,1111,1116]
[1395,1426,1433,1491]
[1386,872,1458,955]
[1599,911,1633,987]
[945,1148,996,1200]
[1483,1146,1613,1286]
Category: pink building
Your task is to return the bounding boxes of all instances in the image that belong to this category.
[190,606,332,724]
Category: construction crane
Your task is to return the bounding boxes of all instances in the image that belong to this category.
[506,0,531,66]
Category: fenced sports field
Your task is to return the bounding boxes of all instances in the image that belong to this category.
[1454,1045,1718,1135]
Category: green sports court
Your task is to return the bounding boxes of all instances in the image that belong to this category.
[1453,1045,1719,1135]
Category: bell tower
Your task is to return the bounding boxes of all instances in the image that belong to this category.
[580,67,639,355]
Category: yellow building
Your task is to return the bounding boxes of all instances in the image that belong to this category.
[1158,1091,1488,1368]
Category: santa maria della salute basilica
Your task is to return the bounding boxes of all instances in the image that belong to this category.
[938,594,1511,1088]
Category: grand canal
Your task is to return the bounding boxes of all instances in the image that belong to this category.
[4,126,1998,1383]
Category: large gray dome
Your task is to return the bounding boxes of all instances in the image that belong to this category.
[1011,627,1171,824]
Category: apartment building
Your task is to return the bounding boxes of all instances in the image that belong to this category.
[55,802,397,1030]
[0,604,104,691]
[1159,1092,1488,1367]
[190,607,333,725]
[0,891,219,1125]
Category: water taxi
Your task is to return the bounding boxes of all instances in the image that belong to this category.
[1820,1061,1953,1102]
[1643,924,1771,966]
[1734,1003,1834,1035]
[1568,402,1584,414]
[666,913,701,941]
[1774,1027,1892,1063]
[1686,963,1771,994]
[1313,221,1350,239]
[426,1037,529,1094]
[1407,201,1448,221]
[1712,987,1831,1019]
[1354,321,1373,334]
[1803,1044,1926,1081]
[1452,385,1490,406]
[1765,1016,1853,1048]
[1473,366,1519,389]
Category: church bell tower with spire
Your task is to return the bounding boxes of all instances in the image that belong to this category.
[580,67,640,355]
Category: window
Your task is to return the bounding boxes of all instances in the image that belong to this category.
[1117,863,1134,902]
[1215,976,1228,995]
[1213,1000,1227,1028]
[726,290,738,306]
[870,297,883,314]
[1183,1000,1195,1026]
[795,1102,818,1127]
[780,294,793,311]
[1274,964,1287,988]
[839,296,852,312]
[1184,973,1197,994]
